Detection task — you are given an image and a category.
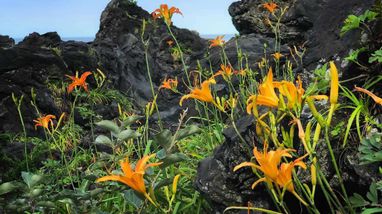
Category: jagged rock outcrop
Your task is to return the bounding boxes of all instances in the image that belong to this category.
[196,0,381,213]
[0,32,99,136]
[93,0,207,122]
[228,0,375,69]
[0,35,15,48]
[0,1,208,135]
[195,116,272,212]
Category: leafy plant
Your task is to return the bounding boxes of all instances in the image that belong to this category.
[350,182,382,214]
[369,47,382,63]
[95,116,143,148]
[341,10,378,36]
[358,132,382,165]
[0,172,56,212]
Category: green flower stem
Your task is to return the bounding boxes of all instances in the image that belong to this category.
[143,45,163,131]
[166,23,191,87]
[325,104,354,213]
[13,94,29,171]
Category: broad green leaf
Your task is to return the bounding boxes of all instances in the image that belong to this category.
[160,153,188,168]
[0,181,22,195]
[366,182,378,204]
[154,130,173,150]
[350,193,369,207]
[118,129,141,141]
[21,172,43,189]
[123,189,143,209]
[36,201,56,209]
[121,115,144,128]
[156,149,167,159]
[96,120,120,135]
[361,208,382,214]
[95,135,112,145]
[175,125,200,140]
[29,188,43,197]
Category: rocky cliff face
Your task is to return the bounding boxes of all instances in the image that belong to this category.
[93,0,207,122]
[0,32,99,135]
[0,0,207,135]
[196,0,381,213]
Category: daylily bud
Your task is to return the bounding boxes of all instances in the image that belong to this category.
[329,61,339,104]
[306,97,326,127]
[311,157,317,186]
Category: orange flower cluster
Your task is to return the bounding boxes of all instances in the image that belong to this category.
[152,4,182,25]
[209,35,225,48]
[234,143,307,195]
[159,78,178,91]
[246,67,330,114]
[97,154,162,205]
[33,115,56,130]
[213,64,234,80]
[66,71,92,93]
[180,79,215,106]
[262,2,278,13]
[272,52,283,60]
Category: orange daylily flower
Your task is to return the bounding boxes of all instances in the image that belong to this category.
[213,64,234,80]
[263,2,278,13]
[234,68,247,76]
[96,154,162,205]
[33,114,56,130]
[272,52,283,60]
[179,78,215,106]
[273,78,305,109]
[152,4,182,25]
[66,71,92,93]
[276,157,307,193]
[247,68,279,113]
[234,142,294,189]
[209,35,225,48]
[234,143,308,205]
[354,86,382,105]
[159,78,178,91]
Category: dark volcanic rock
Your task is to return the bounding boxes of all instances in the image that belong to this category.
[195,116,272,213]
[18,32,62,48]
[93,0,207,122]
[196,0,380,212]
[0,34,98,135]
[0,0,208,134]
[0,35,15,48]
[229,0,375,69]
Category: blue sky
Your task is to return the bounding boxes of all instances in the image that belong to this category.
[0,0,237,38]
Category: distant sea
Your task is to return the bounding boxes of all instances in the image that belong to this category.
[13,37,95,44]
[13,34,236,44]
[201,34,236,40]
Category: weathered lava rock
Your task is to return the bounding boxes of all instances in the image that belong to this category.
[195,116,272,213]
[0,35,15,48]
[196,0,380,212]
[18,32,62,48]
[93,0,207,123]
[0,33,98,136]
[0,0,208,134]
